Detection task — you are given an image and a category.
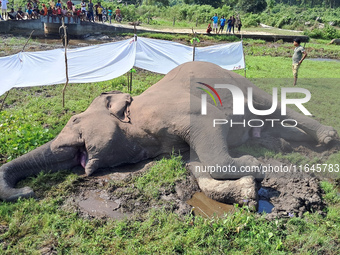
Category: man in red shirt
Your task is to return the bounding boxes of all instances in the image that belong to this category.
[67,0,73,11]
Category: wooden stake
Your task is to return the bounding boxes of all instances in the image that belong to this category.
[129,70,132,93]
[0,91,10,112]
[22,30,35,52]
[61,17,69,108]
[192,28,197,61]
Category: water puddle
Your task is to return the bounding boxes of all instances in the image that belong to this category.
[78,192,130,220]
[187,191,275,217]
[186,192,234,218]
[258,200,274,213]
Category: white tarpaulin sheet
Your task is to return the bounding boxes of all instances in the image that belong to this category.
[0,37,245,96]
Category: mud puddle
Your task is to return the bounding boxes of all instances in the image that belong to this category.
[187,192,234,218]
[77,191,130,220]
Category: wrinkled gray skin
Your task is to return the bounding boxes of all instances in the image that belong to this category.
[0,62,337,203]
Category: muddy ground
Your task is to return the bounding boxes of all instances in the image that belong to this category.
[60,160,199,221]
[52,138,340,221]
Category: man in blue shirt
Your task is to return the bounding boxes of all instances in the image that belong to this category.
[211,13,218,34]
[218,15,226,34]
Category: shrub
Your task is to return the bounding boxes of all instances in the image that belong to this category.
[304,26,340,40]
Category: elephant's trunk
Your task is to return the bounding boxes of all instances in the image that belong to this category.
[0,141,80,201]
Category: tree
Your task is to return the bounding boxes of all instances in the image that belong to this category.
[143,0,170,6]
[195,0,223,8]
[267,0,275,13]
[238,0,267,13]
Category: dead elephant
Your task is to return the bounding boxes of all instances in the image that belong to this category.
[0,62,337,206]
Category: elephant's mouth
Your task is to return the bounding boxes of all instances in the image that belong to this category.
[76,147,88,169]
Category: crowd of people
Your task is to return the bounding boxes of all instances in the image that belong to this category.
[207,13,242,34]
[0,0,122,24]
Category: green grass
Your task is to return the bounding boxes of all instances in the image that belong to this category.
[0,39,340,254]
[134,154,187,199]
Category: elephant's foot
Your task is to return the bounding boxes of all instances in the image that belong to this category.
[190,163,258,209]
[198,175,258,210]
[209,155,265,180]
[316,125,338,144]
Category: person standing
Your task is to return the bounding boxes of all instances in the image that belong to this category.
[235,14,242,33]
[108,7,112,24]
[67,0,73,11]
[55,0,61,9]
[218,15,226,34]
[226,16,232,34]
[211,13,218,34]
[231,15,236,34]
[292,38,307,86]
[87,0,94,22]
[115,6,121,22]
[97,3,103,23]
[1,0,9,20]
[49,0,55,8]
[81,0,86,16]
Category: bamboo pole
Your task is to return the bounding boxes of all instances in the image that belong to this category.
[61,17,69,108]
[192,28,197,61]
[129,70,132,93]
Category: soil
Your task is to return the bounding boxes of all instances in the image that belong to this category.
[61,160,199,220]
[57,139,340,221]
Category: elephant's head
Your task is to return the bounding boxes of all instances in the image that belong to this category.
[51,91,133,176]
[0,91,133,201]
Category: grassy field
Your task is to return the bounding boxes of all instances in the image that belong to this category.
[0,37,340,254]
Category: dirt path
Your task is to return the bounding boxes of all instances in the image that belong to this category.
[103,22,277,35]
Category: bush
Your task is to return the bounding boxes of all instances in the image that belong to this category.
[243,13,260,27]
[304,26,340,40]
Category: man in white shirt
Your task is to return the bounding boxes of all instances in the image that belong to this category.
[1,0,9,20]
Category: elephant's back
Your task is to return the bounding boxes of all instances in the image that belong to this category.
[141,61,252,96]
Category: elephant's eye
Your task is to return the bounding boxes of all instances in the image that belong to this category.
[72,117,80,124]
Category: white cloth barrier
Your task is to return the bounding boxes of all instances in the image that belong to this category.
[0,37,245,96]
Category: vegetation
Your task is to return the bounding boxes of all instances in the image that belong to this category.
[6,0,340,36]
[0,34,339,253]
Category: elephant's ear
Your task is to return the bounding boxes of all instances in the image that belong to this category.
[105,92,133,123]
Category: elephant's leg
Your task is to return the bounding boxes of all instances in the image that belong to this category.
[190,161,258,209]
[188,97,264,180]
[247,134,293,153]
[275,108,337,144]
[247,125,316,152]
[250,90,337,144]
[263,125,314,142]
